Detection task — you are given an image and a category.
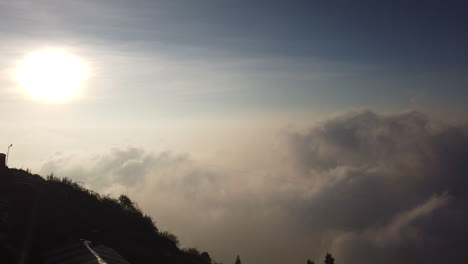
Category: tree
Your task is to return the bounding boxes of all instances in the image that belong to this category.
[201,252,212,263]
[118,194,134,209]
[160,231,179,246]
[118,194,143,215]
[324,253,334,264]
[235,255,241,264]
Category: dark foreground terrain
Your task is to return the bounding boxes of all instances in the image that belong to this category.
[0,167,214,264]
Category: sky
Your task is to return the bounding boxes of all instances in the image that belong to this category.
[1,1,468,263]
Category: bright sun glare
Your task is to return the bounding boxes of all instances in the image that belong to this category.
[14,49,90,102]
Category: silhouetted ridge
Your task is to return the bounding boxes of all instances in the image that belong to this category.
[0,167,214,264]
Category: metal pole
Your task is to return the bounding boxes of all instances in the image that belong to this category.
[6,144,12,167]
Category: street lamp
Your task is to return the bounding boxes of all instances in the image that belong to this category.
[6,144,12,167]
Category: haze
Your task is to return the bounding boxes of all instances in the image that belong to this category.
[1,1,468,263]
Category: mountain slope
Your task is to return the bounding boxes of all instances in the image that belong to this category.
[0,167,214,264]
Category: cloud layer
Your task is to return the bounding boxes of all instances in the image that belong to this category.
[40,110,468,264]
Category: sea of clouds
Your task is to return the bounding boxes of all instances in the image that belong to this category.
[40,109,468,264]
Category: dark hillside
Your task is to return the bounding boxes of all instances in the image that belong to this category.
[0,167,213,264]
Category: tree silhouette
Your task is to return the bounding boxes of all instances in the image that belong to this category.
[201,251,212,263]
[1,168,216,264]
[235,255,241,264]
[324,253,335,264]
[118,194,138,211]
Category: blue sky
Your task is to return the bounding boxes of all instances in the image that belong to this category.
[2,0,467,115]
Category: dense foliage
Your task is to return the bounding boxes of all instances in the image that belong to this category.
[0,167,213,264]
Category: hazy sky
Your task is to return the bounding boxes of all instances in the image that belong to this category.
[1,1,468,264]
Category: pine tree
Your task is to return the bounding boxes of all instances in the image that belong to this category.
[324,253,334,264]
[235,255,241,264]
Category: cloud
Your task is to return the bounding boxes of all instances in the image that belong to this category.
[287,109,468,263]
[40,110,468,264]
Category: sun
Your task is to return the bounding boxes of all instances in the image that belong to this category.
[14,49,90,102]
